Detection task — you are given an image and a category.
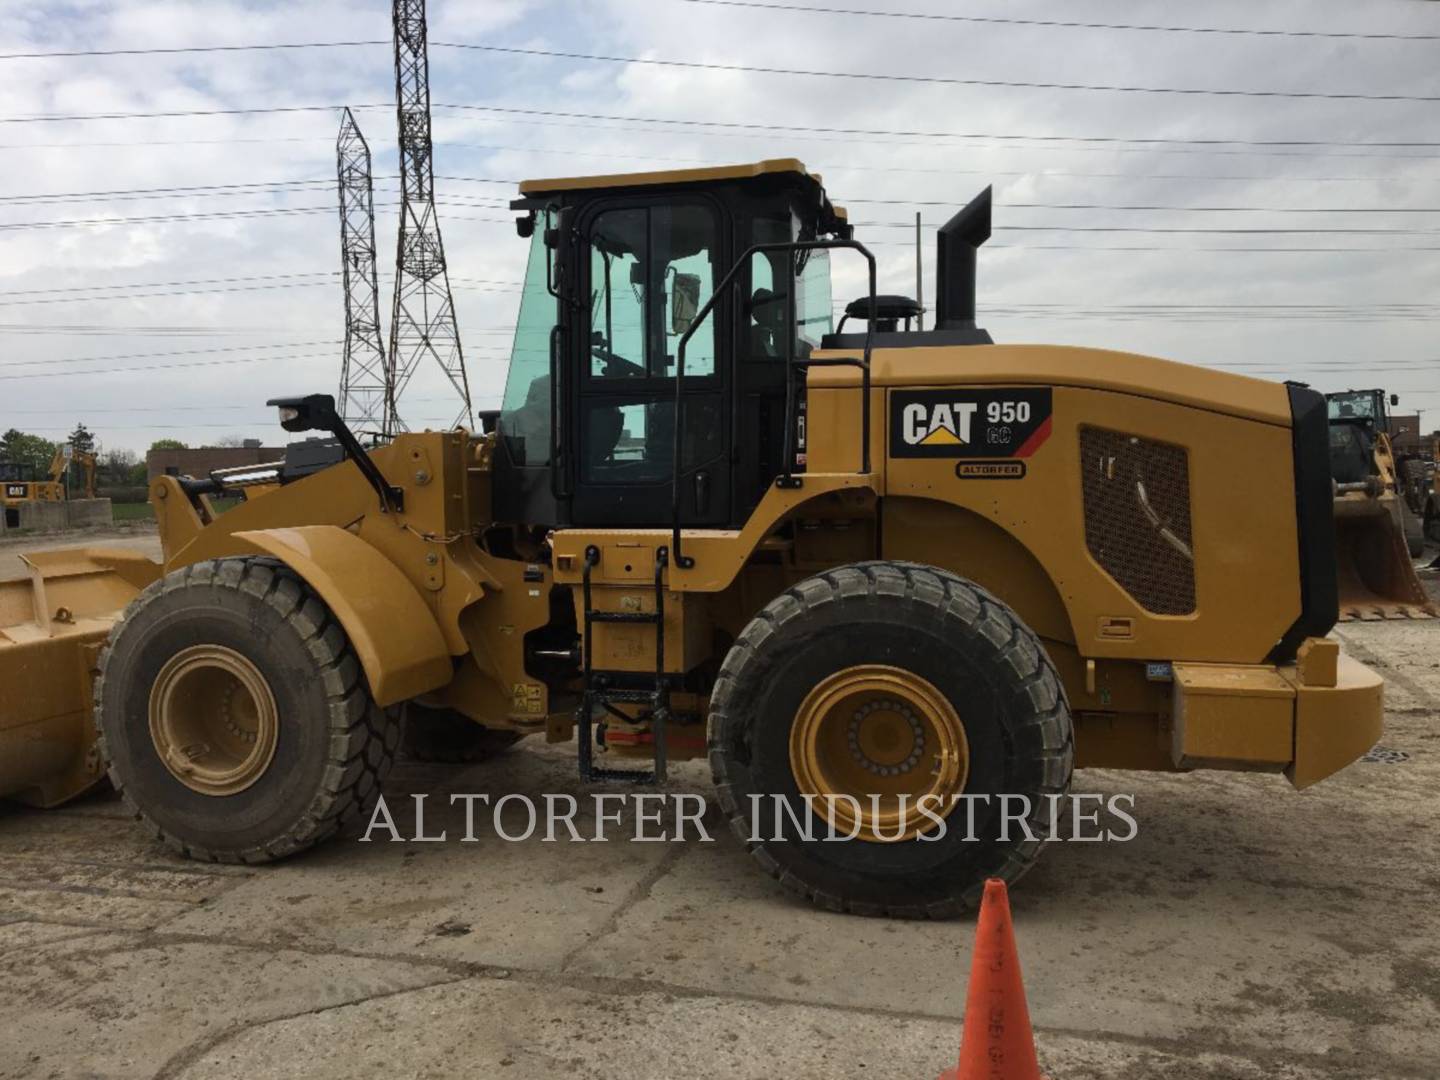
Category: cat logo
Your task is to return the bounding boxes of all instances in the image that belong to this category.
[890,387,1053,460]
[900,401,979,447]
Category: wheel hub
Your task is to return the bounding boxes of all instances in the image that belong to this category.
[790,664,969,842]
[148,645,279,796]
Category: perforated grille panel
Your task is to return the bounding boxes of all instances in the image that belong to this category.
[1080,427,1196,615]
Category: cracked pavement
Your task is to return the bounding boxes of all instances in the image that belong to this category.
[2,540,1438,1079]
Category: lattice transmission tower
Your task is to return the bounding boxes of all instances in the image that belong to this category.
[335,108,394,436]
[387,0,472,430]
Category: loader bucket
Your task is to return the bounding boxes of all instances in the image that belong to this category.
[1333,494,1436,621]
[0,548,159,807]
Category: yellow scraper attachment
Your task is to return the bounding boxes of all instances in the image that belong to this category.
[1333,494,1436,621]
[0,548,159,807]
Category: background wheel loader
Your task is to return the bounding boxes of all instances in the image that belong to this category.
[1,446,99,529]
[1325,388,1435,620]
[0,161,1385,915]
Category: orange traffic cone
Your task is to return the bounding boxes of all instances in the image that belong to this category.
[936,878,1043,1080]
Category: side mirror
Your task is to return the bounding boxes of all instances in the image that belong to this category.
[267,394,339,434]
[1390,393,1399,407]
[671,272,701,335]
[264,394,403,513]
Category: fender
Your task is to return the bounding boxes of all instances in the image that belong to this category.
[232,526,452,707]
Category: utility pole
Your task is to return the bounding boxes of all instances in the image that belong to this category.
[914,211,924,331]
[335,108,393,436]
[387,0,472,430]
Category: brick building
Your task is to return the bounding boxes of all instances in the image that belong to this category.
[146,441,286,482]
[1389,413,1423,456]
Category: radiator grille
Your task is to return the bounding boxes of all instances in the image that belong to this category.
[1080,427,1196,615]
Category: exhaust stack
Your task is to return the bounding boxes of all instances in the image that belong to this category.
[935,186,991,331]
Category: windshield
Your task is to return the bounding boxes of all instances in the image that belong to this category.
[1326,391,1380,422]
[497,212,557,467]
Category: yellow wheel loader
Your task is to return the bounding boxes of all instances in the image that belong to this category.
[0,446,98,528]
[1,450,66,529]
[0,161,1384,915]
[1326,389,1435,620]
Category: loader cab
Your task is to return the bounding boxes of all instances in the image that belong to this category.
[1,464,36,520]
[1326,389,1394,434]
[1325,389,1399,483]
[493,160,849,529]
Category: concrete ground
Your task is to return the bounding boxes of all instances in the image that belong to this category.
[2,532,1438,1079]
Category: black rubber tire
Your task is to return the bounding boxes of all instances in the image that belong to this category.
[709,561,1073,918]
[94,557,400,863]
[402,704,524,764]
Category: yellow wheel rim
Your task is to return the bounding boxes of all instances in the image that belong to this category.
[148,644,279,796]
[789,664,969,842]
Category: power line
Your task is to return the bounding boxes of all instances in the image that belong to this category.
[21,268,1439,318]
[431,41,1440,103]
[870,241,1440,252]
[0,322,317,335]
[847,198,1440,214]
[0,178,338,205]
[3,98,1438,162]
[0,201,512,232]
[0,280,336,307]
[0,103,386,125]
[0,351,336,380]
[433,103,1440,152]
[0,339,340,368]
[14,173,1440,216]
[859,220,1440,234]
[0,40,386,61]
[0,271,336,298]
[675,0,1440,41]
[5,394,502,415]
[0,270,519,301]
[12,174,1440,218]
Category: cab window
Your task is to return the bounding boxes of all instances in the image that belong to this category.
[587,204,717,380]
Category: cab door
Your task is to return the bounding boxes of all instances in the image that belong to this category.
[565,199,731,528]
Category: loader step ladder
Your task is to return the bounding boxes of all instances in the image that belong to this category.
[576,545,671,784]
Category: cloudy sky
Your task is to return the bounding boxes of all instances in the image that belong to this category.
[1,0,1437,453]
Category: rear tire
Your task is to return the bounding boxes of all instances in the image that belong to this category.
[94,558,399,863]
[709,561,1073,918]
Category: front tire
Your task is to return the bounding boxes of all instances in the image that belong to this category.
[709,562,1073,917]
[94,558,399,863]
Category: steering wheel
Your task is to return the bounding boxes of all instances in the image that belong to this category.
[590,344,646,378]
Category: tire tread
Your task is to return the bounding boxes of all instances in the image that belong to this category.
[708,559,1074,918]
[92,556,397,864]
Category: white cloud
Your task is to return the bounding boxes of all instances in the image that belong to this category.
[1,0,1438,450]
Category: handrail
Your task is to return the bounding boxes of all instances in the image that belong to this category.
[670,239,877,570]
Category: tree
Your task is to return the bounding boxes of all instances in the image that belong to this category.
[101,448,139,485]
[68,423,96,455]
[0,428,61,475]
[149,438,188,451]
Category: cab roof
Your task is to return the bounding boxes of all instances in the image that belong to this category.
[517,158,815,196]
